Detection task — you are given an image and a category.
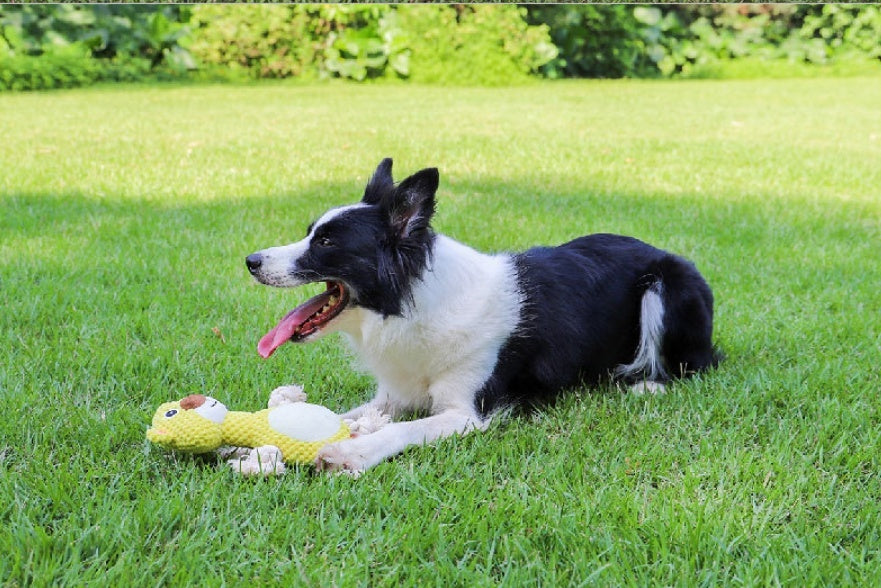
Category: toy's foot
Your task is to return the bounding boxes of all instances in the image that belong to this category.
[628,380,666,395]
[315,440,368,478]
[228,445,286,476]
[344,407,392,437]
[268,385,307,408]
[217,446,251,460]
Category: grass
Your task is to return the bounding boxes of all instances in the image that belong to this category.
[1,77,880,586]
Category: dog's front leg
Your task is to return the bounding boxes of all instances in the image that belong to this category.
[338,385,399,422]
[315,407,487,476]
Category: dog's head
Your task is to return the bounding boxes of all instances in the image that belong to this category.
[247,158,438,357]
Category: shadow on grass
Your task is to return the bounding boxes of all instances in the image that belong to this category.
[2,181,877,414]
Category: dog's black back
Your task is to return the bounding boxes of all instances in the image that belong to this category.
[475,233,717,415]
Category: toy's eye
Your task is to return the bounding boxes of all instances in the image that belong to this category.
[165,409,178,418]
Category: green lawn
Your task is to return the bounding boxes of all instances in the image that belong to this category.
[2,78,880,586]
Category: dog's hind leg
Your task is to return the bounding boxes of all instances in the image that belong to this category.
[654,255,718,377]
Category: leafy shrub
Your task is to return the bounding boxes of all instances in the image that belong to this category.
[0,4,194,90]
[189,4,554,85]
[0,44,99,91]
[2,4,880,91]
[526,5,653,79]
[187,6,319,79]
[396,5,556,85]
[528,4,881,79]
[636,5,881,78]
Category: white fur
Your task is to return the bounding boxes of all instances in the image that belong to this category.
[252,204,368,288]
[315,236,522,475]
[615,283,667,382]
[252,240,310,287]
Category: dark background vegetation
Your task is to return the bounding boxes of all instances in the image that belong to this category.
[1,4,880,91]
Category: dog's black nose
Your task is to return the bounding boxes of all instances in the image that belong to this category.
[245,253,263,273]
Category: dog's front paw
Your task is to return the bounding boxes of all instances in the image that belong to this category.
[268,385,307,407]
[228,445,286,476]
[315,440,368,478]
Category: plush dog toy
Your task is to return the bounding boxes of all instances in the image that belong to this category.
[146,385,388,476]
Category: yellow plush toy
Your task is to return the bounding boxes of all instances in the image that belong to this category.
[146,385,388,476]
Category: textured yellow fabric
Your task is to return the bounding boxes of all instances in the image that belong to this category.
[222,409,351,464]
[146,400,224,453]
[147,399,351,465]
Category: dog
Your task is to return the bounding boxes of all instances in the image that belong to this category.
[246,158,719,475]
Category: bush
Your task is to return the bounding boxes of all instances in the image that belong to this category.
[189,4,555,85]
[527,5,654,79]
[0,44,99,91]
[527,4,881,79]
[396,5,556,85]
[0,4,194,90]
[187,5,320,80]
[2,4,880,91]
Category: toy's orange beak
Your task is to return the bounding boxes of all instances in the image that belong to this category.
[146,427,169,443]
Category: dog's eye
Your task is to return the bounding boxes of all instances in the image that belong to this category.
[165,409,178,418]
[315,237,334,248]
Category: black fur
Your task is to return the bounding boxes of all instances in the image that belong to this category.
[295,159,437,318]
[474,234,717,417]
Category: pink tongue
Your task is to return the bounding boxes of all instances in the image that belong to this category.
[257,290,333,358]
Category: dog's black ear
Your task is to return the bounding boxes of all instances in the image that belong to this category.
[387,167,438,239]
[363,158,394,205]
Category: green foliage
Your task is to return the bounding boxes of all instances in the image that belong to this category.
[186,6,315,79]
[321,5,410,81]
[634,5,881,78]
[397,5,556,85]
[188,4,554,85]
[1,5,881,91]
[187,5,410,82]
[527,5,653,79]
[0,44,98,91]
[528,4,881,79]
[0,4,194,91]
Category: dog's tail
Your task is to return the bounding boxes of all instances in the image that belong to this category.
[615,280,667,382]
[616,255,720,382]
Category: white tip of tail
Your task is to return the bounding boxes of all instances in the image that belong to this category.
[615,282,667,382]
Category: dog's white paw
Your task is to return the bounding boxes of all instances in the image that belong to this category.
[628,380,666,395]
[344,407,392,437]
[228,445,286,476]
[314,440,369,478]
[268,385,307,408]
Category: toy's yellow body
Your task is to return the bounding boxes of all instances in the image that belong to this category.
[147,394,350,465]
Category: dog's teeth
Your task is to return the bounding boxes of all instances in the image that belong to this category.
[328,296,339,305]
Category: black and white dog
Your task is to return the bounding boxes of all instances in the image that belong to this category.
[246,159,718,474]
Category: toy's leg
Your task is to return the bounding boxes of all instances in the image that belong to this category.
[217,446,251,460]
[316,407,487,477]
[227,445,286,476]
[268,385,307,407]
[344,406,392,436]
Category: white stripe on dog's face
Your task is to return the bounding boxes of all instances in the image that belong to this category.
[313,203,368,231]
[249,204,369,288]
[251,239,311,287]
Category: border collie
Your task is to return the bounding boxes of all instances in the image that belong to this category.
[246,159,718,474]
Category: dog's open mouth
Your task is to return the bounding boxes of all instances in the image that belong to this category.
[258,281,349,358]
